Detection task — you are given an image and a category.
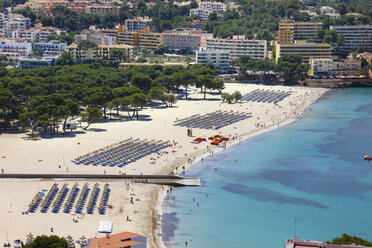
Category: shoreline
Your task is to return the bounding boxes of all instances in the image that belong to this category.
[0,84,329,245]
[153,87,330,248]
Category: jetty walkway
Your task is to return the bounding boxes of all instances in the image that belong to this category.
[0,174,201,187]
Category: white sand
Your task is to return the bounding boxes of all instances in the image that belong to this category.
[0,83,328,246]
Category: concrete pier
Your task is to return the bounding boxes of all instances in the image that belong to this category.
[0,174,201,187]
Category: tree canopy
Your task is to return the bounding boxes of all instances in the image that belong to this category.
[24,235,68,248]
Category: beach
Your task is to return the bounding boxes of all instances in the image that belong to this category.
[0,83,328,246]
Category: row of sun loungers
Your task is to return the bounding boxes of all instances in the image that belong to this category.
[173,110,251,129]
[75,183,90,214]
[98,183,110,215]
[40,183,58,213]
[71,138,170,167]
[242,89,291,104]
[28,183,111,215]
[52,183,69,213]
[64,183,79,214]
[86,183,100,214]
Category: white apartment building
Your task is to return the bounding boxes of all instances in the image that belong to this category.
[162,29,213,51]
[196,48,230,69]
[0,38,32,58]
[190,8,212,20]
[330,25,372,51]
[198,1,227,13]
[18,57,54,69]
[3,14,31,37]
[33,41,67,56]
[205,38,267,60]
[125,17,151,32]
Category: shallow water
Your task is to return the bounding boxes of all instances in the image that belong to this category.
[162,88,372,248]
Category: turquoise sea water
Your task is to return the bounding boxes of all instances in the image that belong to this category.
[162,88,372,248]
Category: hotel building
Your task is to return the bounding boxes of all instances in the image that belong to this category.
[125,17,151,32]
[162,29,213,51]
[196,48,230,69]
[205,37,267,60]
[0,38,32,58]
[117,27,162,49]
[308,58,361,75]
[18,57,55,69]
[278,20,323,44]
[330,25,372,51]
[275,42,331,63]
[33,41,67,56]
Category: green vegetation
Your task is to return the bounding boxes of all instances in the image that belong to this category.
[221,91,242,103]
[326,233,372,246]
[233,55,306,85]
[24,235,68,248]
[0,63,222,133]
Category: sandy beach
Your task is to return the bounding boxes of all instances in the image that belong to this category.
[0,83,328,247]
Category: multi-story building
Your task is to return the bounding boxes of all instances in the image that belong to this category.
[205,38,267,60]
[162,29,213,51]
[309,58,361,75]
[198,1,227,13]
[190,8,212,20]
[330,25,372,51]
[33,41,67,56]
[84,4,119,16]
[75,27,115,45]
[67,43,133,61]
[138,31,162,49]
[278,20,322,44]
[18,57,55,69]
[0,38,32,58]
[117,27,162,49]
[12,24,57,41]
[275,42,331,63]
[2,14,31,37]
[125,17,151,32]
[196,48,230,69]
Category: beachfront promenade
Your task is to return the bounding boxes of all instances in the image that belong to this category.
[0,174,201,187]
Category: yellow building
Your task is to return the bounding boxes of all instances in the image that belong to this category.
[275,42,331,63]
[116,27,162,49]
[309,58,361,75]
[278,19,294,44]
[278,20,323,44]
